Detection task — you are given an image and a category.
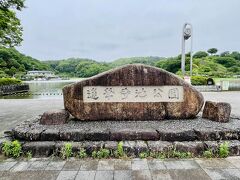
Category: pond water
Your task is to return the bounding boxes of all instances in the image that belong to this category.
[0,80,80,99]
[1,79,240,99]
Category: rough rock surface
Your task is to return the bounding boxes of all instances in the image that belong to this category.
[40,109,70,125]
[202,101,231,123]
[63,64,204,120]
[12,115,240,142]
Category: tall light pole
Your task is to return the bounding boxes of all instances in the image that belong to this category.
[181,23,193,76]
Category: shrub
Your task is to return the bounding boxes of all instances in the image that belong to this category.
[2,140,22,158]
[91,148,110,159]
[191,76,207,85]
[219,142,229,158]
[11,140,22,158]
[117,141,124,157]
[172,150,192,159]
[26,151,32,160]
[98,148,110,158]
[78,148,87,159]
[139,152,149,159]
[157,152,166,159]
[168,148,192,159]
[203,149,213,158]
[0,78,22,86]
[2,141,12,157]
[92,150,97,158]
[60,143,73,159]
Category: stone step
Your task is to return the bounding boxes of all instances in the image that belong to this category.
[14,140,240,157]
[11,116,240,142]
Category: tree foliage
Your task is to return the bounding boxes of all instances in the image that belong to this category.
[0,0,25,47]
[155,58,181,73]
[45,58,111,78]
[76,61,110,77]
[111,56,164,67]
[193,51,208,58]
[0,47,50,77]
[1,46,240,79]
[207,48,218,55]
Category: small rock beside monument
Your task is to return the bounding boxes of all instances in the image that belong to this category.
[202,101,231,123]
[40,109,70,125]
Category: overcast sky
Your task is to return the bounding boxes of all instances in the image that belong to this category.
[16,0,240,61]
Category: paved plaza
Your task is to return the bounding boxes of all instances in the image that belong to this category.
[0,157,240,179]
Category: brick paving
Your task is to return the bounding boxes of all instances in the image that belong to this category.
[0,157,240,179]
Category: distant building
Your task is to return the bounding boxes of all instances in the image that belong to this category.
[26,71,60,80]
[27,71,54,77]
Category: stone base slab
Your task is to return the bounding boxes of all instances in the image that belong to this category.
[11,115,240,142]
[12,140,240,157]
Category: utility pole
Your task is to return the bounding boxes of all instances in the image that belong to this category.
[181,23,193,77]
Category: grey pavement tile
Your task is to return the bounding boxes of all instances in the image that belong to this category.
[45,161,66,170]
[114,159,132,170]
[0,170,55,180]
[196,158,236,169]
[80,160,98,170]
[27,160,49,170]
[132,159,149,170]
[56,170,78,180]
[164,160,187,170]
[97,160,115,170]
[4,158,16,162]
[151,170,172,180]
[63,160,82,171]
[169,169,211,180]
[114,170,132,180]
[223,169,240,179]
[148,159,166,170]
[203,168,240,180]
[179,160,200,169]
[226,156,240,168]
[29,158,42,161]
[95,170,114,180]
[0,171,14,180]
[0,161,17,171]
[132,170,151,180]
[75,170,96,180]
[10,161,33,172]
[38,170,60,180]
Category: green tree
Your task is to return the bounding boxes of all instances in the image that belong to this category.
[9,66,16,76]
[0,0,25,47]
[193,51,208,59]
[207,48,218,55]
[0,47,50,77]
[230,51,240,61]
[76,61,110,77]
[220,51,230,57]
[214,57,237,68]
[155,58,181,73]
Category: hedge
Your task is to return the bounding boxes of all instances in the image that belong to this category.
[0,78,22,86]
[191,76,208,85]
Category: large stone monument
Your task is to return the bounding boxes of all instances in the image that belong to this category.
[63,64,204,121]
[6,64,237,158]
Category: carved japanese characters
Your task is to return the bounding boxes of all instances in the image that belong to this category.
[63,64,204,121]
